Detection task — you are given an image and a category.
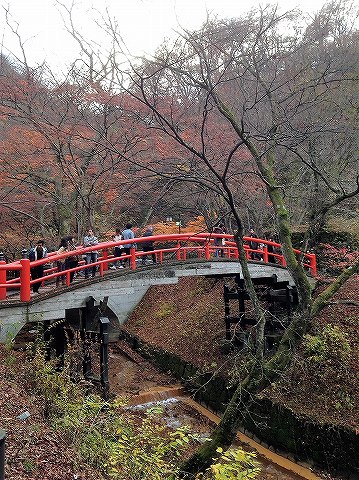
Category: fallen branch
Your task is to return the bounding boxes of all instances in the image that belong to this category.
[328,300,359,307]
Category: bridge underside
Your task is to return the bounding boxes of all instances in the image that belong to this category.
[0,260,295,343]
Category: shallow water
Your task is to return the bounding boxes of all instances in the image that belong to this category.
[127,395,320,480]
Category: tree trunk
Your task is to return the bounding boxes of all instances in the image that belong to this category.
[180,309,309,476]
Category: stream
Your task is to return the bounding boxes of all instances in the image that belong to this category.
[109,350,322,480]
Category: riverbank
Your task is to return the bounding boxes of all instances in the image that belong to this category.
[121,274,359,478]
[1,273,357,479]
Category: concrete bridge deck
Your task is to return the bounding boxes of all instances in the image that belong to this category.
[0,259,294,343]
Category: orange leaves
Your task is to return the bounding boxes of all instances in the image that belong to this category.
[149,216,206,235]
[184,216,207,232]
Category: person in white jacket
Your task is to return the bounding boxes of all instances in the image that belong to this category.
[110,228,124,269]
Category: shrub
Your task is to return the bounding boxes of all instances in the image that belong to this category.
[315,243,359,275]
[196,447,260,479]
[303,324,351,363]
[155,301,177,319]
[24,344,261,479]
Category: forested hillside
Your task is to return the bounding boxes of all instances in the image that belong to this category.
[1,1,357,257]
[0,0,358,477]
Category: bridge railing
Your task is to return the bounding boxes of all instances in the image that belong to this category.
[0,233,317,302]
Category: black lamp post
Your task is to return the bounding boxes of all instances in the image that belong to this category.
[0,429,5,480]
[99,317,110,400]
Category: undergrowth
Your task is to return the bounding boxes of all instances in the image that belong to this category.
[23,342,260,480]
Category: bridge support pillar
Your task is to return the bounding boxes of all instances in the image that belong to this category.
[82,324,92,379]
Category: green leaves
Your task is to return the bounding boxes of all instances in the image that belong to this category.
[195,447,260,480]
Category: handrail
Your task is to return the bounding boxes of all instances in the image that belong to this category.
[0,233,317,302]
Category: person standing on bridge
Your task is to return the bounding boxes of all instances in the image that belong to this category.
[266,235,276,263]
[213,225,225,258]
[55,237,68,287]
[29,239,48,294]
[141,226,156,264]
[65,236,79,284]
[248,229,261,260]
[121,223,135,267]
[110,228,124,269]
[83,228,98,278]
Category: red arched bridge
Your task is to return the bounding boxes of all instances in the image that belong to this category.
[0,233,316,303]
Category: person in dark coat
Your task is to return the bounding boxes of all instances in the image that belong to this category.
[248,229,261,260]
[29,239,48,293]
[142,226,156,264]
[266,236,276,263]
[64,236,79,284]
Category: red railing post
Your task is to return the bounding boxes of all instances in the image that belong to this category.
[130,247,136,270]
[263,246,268,263]
[20,258,31,302]
[159,251,163,263]
[205,243,210,260]
[309,254,317,276]
[176,243,181,260]
[102,249,109,272]
[99,262,104,277]
[0,262,6,300]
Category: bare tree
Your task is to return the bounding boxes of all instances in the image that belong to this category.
[109,4,358,473]
[2,0,358,474]
[57,5,359,472]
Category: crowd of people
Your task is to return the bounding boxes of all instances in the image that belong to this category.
[212,225,278,262]
[28,223,155,294]
[28,224,277,294]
